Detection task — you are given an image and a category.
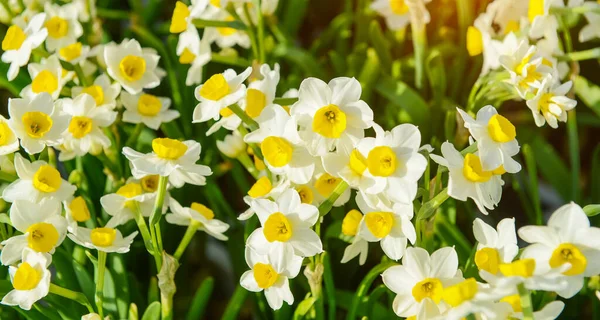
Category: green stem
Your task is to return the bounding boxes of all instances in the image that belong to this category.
[416,187,449,220]
[567,110,580,202]
[96,8,130,20]
[173,221,199,260]
[161,293,173,320]
[346,261,396,320]
[221,285,249,320]
[149,176,168,269]
[211,53,250,67]
[411,24,427,90]
[550,6,600,15]
[229,104,259,131]
[192,18,247,30]
[95,251,107,318]
[49,284,95,313]
[273,97,298,105]
[125,124,144,147]
[557,48,600,61]
[253,0,266,63]
[237,152,260,179]
[133,203,160,269]
[317,181,349,217]
[73,63,90,87]
[242,4,260,61]
[517,283,534,320]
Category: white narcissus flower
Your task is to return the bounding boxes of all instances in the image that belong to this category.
[430,142,503,214]
[121,91,179,130]
[340,209,369,265]
[104,39,161,94]
[81,313,109,320]
[518,202,600,298]
[456,106,521,173]
[2,154,76,203]
[525,77,577,129]
[192,67,252,123]
[356,192,415,261]
[528,0,560,48]
[216,131,246,158]
[500,297,565,320]
[499,41,553,98]
[20,55,72,100]
[169,0,211,34]
[382,247,461,318]
[166,198,229,240]
[579,2,600,42]
[1,13,47,81]
[310,172,351,207]
[244,105,316,184]
[1,248,51,310]
[291,77,373,156]
[246,188,322,258]
[0,199,67,265]
[0,115,20,155]
[71,74,122,110]
[355,123,426,206]
[101,182,156,227]
[472,218,518,275]
[43,2,83,52]
[68,226,138,253]
[123,138,213,188]
[240,245,302,310]
[64,196,92,232]
[59,94,117,160]
[322,136,375,195]
[240,176,290,220]
[203,11,251,49]
[176,27,212,86]
[57,41,90,65]
[370,0,411,30]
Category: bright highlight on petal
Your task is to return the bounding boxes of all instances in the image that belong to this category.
[475,247,500,274]
[68,116,93,138]
[191,202,215,220]
[499,259,536,278]
[152,138,188,160]
[263,212,293,242]
[412,277,443,303]
[487,114,516,143]
[26,222,59,252]
[137,94,162,116]
[141,175,160,192]
[13,262,41,291]
[367,146,398,177]
[253,263,279,289]
[69,196,91,222]
[199,74,230,100]
[2,25,26,51]
[248,176,272,198]
[342,209,362,236]
[261,136,293,167]
[33,165,62,193]
[245,89,267,118]
[442,278,478,307]
[549,243,587,276]
[119,55,146,82]
[312,104,347,138]
[31,70,59,94]
[365,211,394,238]
[462,153,492,183]
[91,227,117,247]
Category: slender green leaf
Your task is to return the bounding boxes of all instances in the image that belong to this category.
[375,76,430,126]
[186,277,214,320]
[221,285,249,320]
[129,303,139,320]
[369,21,392,70]
[110,254,130,319]
[592,144,600,202]
[584,205,600,217]
[72,260,95,306]
[522,145,542,224]
[529,137,571,201]
[141,301,161,320]
[574,75,600,118]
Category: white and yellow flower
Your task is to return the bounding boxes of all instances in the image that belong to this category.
[68,226,138,253]
[499,41,553,98]
[525,77,577,129]
[203,11,251,49]
[176,27,212,86]
[1,248,51,310]
[72,74,122,109]
[2,154,76,203]
[64,196,92,232]
[244,105,316,184]
[20,55,71,100]
[322,136,374,195]
[528,0,560,48]
[0,115,20,155]
[100,182,156,227]
[340,209,369,265]
[291,77,373,156]
[473,218,518,275]
[246,188,322,257]
[57,41,90,65]
[430,142,503,214]
[356,192,415,260]
[43,2,83,52]
[59,94,117,160]
[501,297,564,320]
[166,198,229,240]
[310,172,351,207]
[123,138,212,188]
[240,176,290,220]
[370,0,411,30]
[1,13,47,81]
[216,131,246,158]
[381,247,461,318]
[518,202,600,298]
[456,106,521,173]
[435,278,512,320]
[240,245,302,310]
[121,91,179,130]
[104,39,161,94]
[192,67,252,123]
[579,2,600,42]
[0,199,66,265]
[169,0,212,34]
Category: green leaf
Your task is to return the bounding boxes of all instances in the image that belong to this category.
[72,260,95,306]
[129,303,139,320]
[522,145,542,225]
[141,301,161,320]
[584,204,600,217]
[345,261,396,320]
[282,0,309,36]
[358,49,381,101]
[426,49,447,107]
[293,296,316,320]
[375,76,430,127]
[52,249,80,291]
[186,277,214,320]
[0,213,11,226]
[369,21,392,70]
[591,144,600,202]
[192,18,247,30]
[322,253,336,320]
[573,75,600,118]
[273,45,326,79]
[221,285,249,320]
[529,136,571,201]
[110,254,130,319]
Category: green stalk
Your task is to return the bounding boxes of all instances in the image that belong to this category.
[192,18,247,30]
[221,285,249,320]
[229,104,259,131]
[557,48,600,61]
[133,203,160,269]
[416,187,449,220]
[95,251,107,318]
[411,25,427,90]
[567,110,580,202]
[96,8,130,20]
[346,261,396,320]
[273,97,298,105]
[73,63,90,87]
[125,124,144,147]
[237,152,260,179]
[49,284,95,313]
[242,4,260,61]
[317,181,349,217]
[517,283,534,320]
[253,0,266,63]
[150,176,169,269]
[173,221,200,260]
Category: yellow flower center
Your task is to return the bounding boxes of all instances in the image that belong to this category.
[59,42,82,62]
[254,156,266,171]
[504,20,520,34]
[537,92,557,115]
[152,138,188,160]
[492,165,506,175]
[389,0,409,14]
[314,173,343,197]
[22,111,53,138]
[137,94,162,117]
[365,211,394,238]
[442,278,478,307]
[528,0,544,23]
[0,121,13,146]
[68,116,93,139]
[33,165,62,193]
[117,183,143,199]
[297,186,314,204]
[263,212,293,242]
[26,222,59,252]
[141,175,160,192]
[367,146,398,177]
[487,114,516,143]
[261,136,293,167]
[210,0,221,7]
[32,70,59,94]
[466,26,483,56]
[219,107,234,117]
[253,263,279,289]
[13,262,41,291]
[499,259,536,278]
[412,278,443,303]
[463,153,492,183]
[81,85,105,106]
[217,17,237,36]
[349,149,367,176]
[514,54,532,76]
[475,247,500,274]
[199,74,230,101]
[119,55,146,82]
[69,196,91,222]
[191,202,215,220]
[170,1,190,33]
[179,47,196,64]
[90,227,117,247]
[245,89,267,118]
[549,243,587,276]
[45,16,69,38]
[247,176,272,198]
[312,104,347,138]
[2,25,26,51]
[342,209,363,236]
[501,295,522,312]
